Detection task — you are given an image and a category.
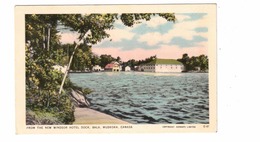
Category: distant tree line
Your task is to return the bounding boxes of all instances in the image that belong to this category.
[55,43,126,71]
[121,55,157,70]
[177,54,208,72]
[65,52,208,72]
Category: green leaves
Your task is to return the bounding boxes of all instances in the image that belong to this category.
[67,43,92,71]
[120,14,135,27]
[99,54,116,68]
[177,54,208,71]
[158,13,176,22]
[120,13,175,27]
[26,14,60,51]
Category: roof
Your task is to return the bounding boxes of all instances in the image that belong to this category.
[111,61,119,65]
[93,65,101,69]
[146,58,183,65]
[105,62,120,69]
[105,64,114,69]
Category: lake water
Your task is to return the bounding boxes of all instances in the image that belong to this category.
[69,72,209,124]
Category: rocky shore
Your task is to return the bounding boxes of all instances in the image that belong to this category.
[71,89,129,124]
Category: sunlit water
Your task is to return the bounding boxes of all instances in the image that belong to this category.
[69,72,209,124]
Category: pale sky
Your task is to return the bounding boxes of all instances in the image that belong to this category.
[58,13,209,61]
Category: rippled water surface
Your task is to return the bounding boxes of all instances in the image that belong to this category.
[70,72,209,124]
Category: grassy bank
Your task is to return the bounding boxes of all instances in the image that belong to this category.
[26,75,93,125]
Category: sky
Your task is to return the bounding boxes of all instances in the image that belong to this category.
[59,13,209,61]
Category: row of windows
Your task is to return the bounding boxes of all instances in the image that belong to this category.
[143,67,155,69]
[142,65,181,67]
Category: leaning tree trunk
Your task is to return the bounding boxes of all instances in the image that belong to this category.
[42,27,46,49]
[58,43,79,94]
[47,27,50,51]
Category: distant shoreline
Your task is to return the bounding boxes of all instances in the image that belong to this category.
[69,71,209,74]
[183,70,208,73]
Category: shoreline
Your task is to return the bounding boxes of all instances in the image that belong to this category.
[69,70,208,74]
[73,107,130,124]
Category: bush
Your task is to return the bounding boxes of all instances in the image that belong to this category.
[26,109,61,125]
[26,45,75,124]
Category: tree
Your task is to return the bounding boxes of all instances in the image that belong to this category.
[100,54,116,68]
[177,53,189,71]
[26,14,61,54]
[116,56,121,63]
[177,54,208,71]
[121,55,159,70]
[69,43,92,71]
[198,55,208,70]
[91,53,101,67]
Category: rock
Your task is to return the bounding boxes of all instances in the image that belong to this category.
[70,89,90,107]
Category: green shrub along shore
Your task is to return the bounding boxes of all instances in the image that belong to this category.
[26,55,92,125]
[26,43,93,124]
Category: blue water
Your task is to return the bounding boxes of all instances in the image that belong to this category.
[69,72,209,124]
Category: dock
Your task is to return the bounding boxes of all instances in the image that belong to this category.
[73,107,129,124]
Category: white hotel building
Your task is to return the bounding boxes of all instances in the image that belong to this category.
[139,58,184,73]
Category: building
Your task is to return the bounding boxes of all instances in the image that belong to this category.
[92,65,102,72]
[139,58,184,73]
[53,65,67,73]
[194,66,201,71]
[104,61,121,72]
[125,66,131,71]
[134,66,139,71]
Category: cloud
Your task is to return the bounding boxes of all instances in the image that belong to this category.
[169,36,208,47]
[155,45,208,59]
[94,13,209,51]
[57,32,80,44]
[169,14,209,40]
[94,36,159,51]
[157,46,207,59]
[175,14,190,22]
[106,28,135,42]
[138,32,172,46]
[94,20,137,44]
[136,13,209,47]
[179,13,207,21]
[60,12,209,54]
[194,27,208,33]
[144,16,168,28]
[131,22,174,35]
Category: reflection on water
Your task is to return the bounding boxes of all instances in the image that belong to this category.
[69,72,209,124]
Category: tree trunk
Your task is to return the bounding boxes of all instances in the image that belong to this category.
[47,27,50,51]
[47,91,50,108]
[58,43,79,94]
[42,27,46,49]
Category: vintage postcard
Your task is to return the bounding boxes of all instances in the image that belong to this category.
[15,4,217,134]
